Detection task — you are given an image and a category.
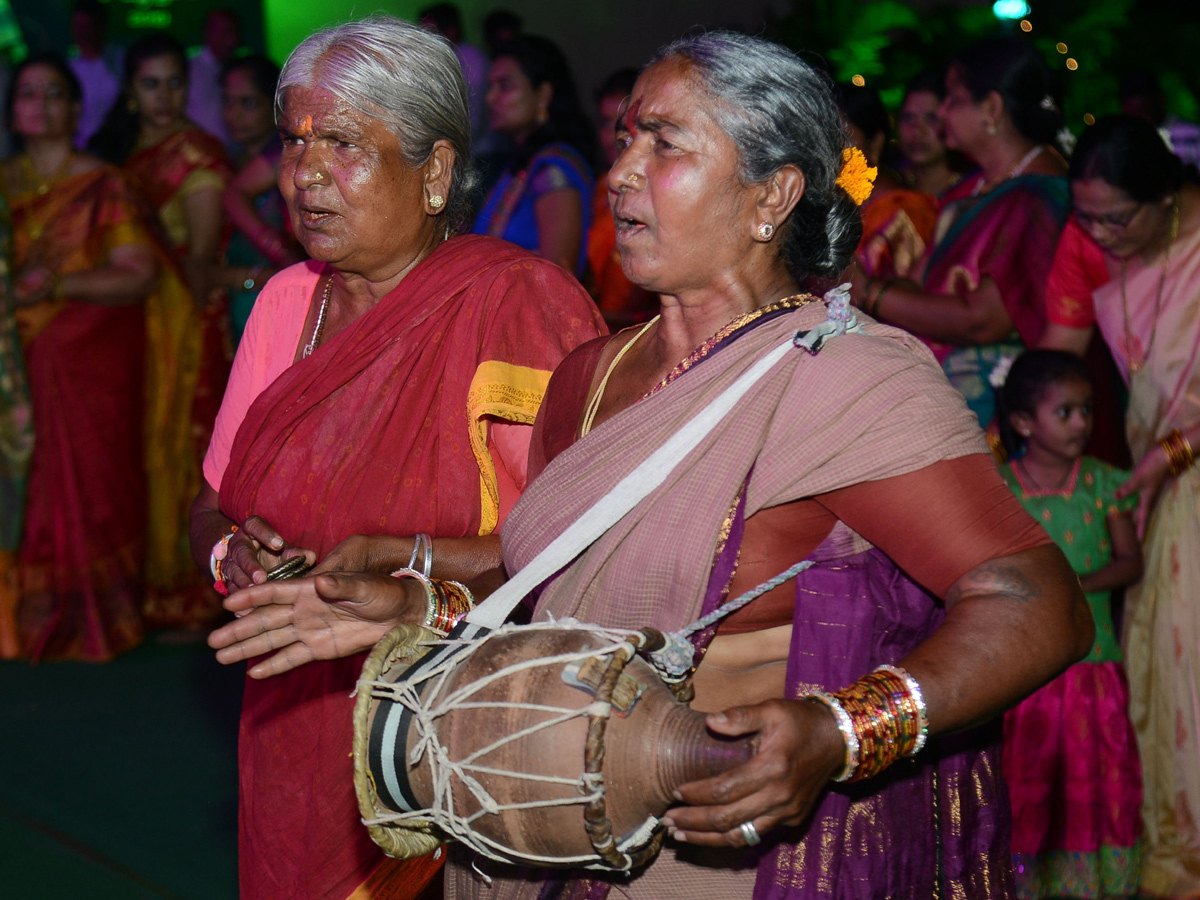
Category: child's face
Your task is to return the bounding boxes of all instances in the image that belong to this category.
[1018,378,1094,462]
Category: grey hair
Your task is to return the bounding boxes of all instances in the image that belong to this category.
[650,32,861,282]
[277,15,479,232]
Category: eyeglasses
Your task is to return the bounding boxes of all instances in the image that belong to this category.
[1073,203,1143,230]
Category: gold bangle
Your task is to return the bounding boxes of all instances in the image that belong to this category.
[1160,429,1195,476]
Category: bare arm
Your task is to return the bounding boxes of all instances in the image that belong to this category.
[866,276,1017,346]
[665,543,1091,847]
[1079,513,1143,594]
[534,188,584,272]
[15,244,158,308]
[1039,321,1093,355]
[223,155,298,266]
[182,185,224,304]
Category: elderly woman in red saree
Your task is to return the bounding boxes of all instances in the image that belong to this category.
[91,32,233,626]
[0,54,161,660]
[853,37,1069,431]
[212,32,1090,900]
[188,17,603,900]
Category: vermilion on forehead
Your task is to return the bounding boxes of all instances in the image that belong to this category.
[281,90,368,138]
[621,97,642,137]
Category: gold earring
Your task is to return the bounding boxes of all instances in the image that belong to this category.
[756,223,775,241]
[429,194,445,209]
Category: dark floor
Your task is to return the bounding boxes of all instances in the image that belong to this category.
[0,631,243,899]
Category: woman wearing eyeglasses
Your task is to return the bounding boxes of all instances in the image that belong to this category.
[851,37,1068,431]
[1044,114,1200,900]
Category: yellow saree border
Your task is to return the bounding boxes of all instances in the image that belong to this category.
[466,360,551,535]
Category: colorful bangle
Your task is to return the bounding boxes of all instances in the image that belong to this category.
[1160,429,1195,477]
[390,568,474,635]
[210,526,240,581]
[803,690,860,782]
[817,664,930,783]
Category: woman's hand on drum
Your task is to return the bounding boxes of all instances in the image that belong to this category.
[208,572,426,678]
[661,698,845,847]
[222,514,317,592]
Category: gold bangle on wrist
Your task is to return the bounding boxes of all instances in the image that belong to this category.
[1160,429,1195,476]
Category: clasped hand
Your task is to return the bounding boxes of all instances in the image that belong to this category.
[663,698,844,848]
[210,518,422,679]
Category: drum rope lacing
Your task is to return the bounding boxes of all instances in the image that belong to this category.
[362,621,663,869]
[360,553,817,870]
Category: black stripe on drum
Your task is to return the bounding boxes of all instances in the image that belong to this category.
[369,620,489,813]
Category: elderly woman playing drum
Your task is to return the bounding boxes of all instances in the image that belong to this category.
[212,32,1090,899]
[190,16,603,900]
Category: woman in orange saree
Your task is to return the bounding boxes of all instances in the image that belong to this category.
[92,32,233,626]
[0,54,160,660]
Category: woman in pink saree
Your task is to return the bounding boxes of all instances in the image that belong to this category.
[1068,115,1200,899]
[852,37,1069,430]
[212,32,1092,899]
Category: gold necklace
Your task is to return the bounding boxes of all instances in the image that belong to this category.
[1121,197,1179,374]
[20,150,74,196]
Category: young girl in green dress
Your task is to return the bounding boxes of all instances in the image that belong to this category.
[998,349,1145,899]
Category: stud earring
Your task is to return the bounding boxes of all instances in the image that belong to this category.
[986,120,998,136]
[429,194,445,209]
[756,222,775,241]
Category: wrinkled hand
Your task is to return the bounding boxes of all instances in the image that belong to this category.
[311,534,404,577]
[208,572,424,678]
[14,267,56,306]
[662,699,844,847]
[1116,447,1169,539]
[223,514,316,592]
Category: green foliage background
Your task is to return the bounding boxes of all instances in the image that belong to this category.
[767,0,1198,134]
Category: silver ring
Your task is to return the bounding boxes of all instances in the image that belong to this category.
[738,821,761,847]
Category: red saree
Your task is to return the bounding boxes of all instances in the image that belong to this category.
[856,187,938,281]
[126,128,233,625]
[219,235,603,900]
[0,167,152,661]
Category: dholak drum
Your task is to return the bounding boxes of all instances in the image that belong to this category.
[352,620,754,870]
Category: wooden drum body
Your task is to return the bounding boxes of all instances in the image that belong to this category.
[353,622,753,870]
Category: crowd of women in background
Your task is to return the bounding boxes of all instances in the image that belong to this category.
[0,7,1198,900]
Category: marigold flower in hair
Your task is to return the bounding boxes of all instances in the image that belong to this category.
[836,147,877,206]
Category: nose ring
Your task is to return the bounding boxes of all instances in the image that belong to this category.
[628,173,640,185]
